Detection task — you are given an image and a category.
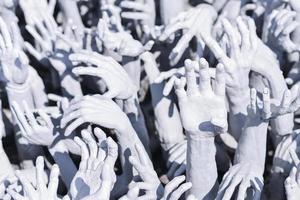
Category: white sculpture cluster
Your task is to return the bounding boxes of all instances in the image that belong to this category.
[0,0,300,199]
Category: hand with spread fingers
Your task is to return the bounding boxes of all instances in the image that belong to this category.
[11,101,58,147]
[259,84,300,120]
[174,58,227,136]
[201,16,258,93]
[60,95,131,136]
[70,128,118,200]
[127,143,164,200]
[215,162,263,200]
[120,0,156,37]
[174,58,226,199]
[0,16,29,84]
[96,16,145,57]
[159,4,217,66]
[6,156,60,200]
[70,51,137,100]
[266,9,300,54]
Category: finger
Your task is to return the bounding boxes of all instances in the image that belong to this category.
[290,150,300,166]
[72,67,107,78]
[134,143,151,166]
[159,23,185,41]
[163,75,180,96]
[237,17,250,50]
[185,59,199,96]
[222,175,243,200]
[163,175,186,199]
[283,21,300,35]
[6,188,25,200]
[74,136,89,166]
[25,25,46,49]
[198,58,212,94]
[218,165,242,192]
[93,127,107,162]
[24,42,43,60]
[102,89,119,99]
[0,17,12,49]
[23,101,38,128]
[129,156,144,174]
[120,1,146,11]
[81,129,98,159]
[11,102,31,136]
[48,164,60,196]
[35,156,47,192]
[0,35,5,50]
[247,17,258,50]
[121,12,149,21]
[250,88,257,114]
[37,110,52,128]
[262,88,271,119]
[15,171,35,197]
[105,137,118,165]
[64,117,85,136]
[69,53,104,67]
[215,63,226,96]
[170,32,194,66]
[280,90,292,113]
[155,68,185,83]
[236,178,250,200]
[174,77,187,102]
[222,18,239,58]
[169,182,192,200]
[201,33,230,67]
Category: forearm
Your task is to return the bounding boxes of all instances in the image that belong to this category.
[234,121,268,172]
[116,124,148,182]
[150,82,185,150]
[48,141,77,189]
[123,96,150,154]
[267,72,294,136]
[227,88,250,140]
[58,0,83,29]
[186,134,218,200]
[143,56,185,151]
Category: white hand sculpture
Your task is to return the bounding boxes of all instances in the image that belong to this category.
[285,150,300,200]
[174,58,227,136]
[24,12,74,74]
[159,4,217,66]
[260,85,300,120]
[70,128,118,200]
[70,51,137,99]
[272,132,300,176]
[97,16,145,57]
[120,0,156,34]
[161,175,192,200]
[128,143,164,199]
[201,16,258,93]
[216,162,263,200]
[0,16,29,84]
[60,95,130,136]
[11,101,58,147]
[7,156,60,200]
[19,0,56,25]
[266,9,300,53]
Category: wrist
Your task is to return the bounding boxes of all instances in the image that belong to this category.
[227,87,250,113]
